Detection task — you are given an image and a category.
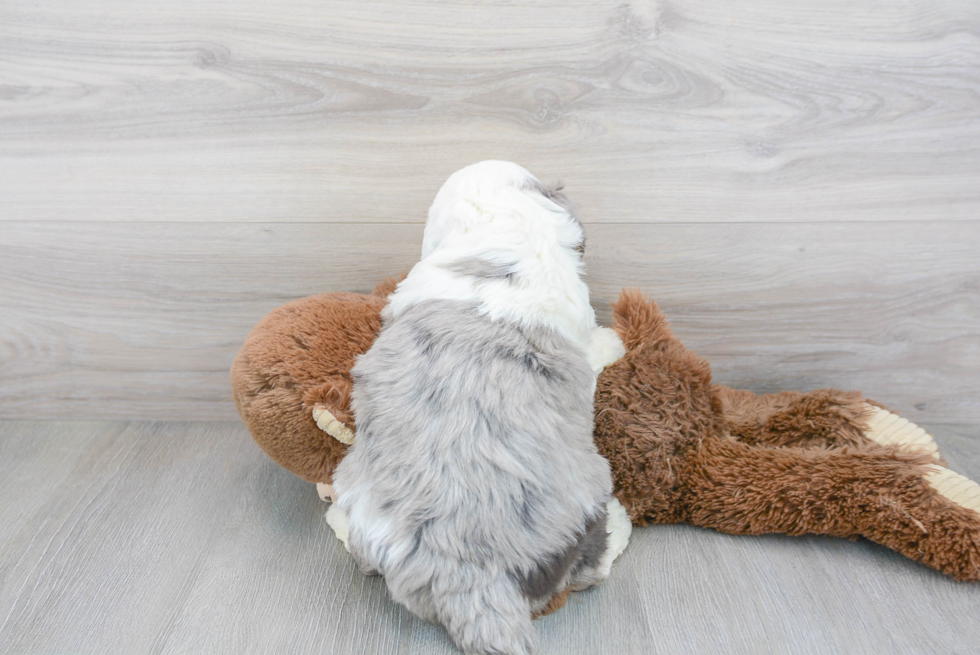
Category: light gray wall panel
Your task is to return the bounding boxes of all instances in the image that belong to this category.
[1,221,977,422]
[1,0,978,224]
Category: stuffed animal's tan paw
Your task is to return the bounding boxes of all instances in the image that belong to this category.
[926,466,980,514]
[862,404,939,459]
[312,404,355,444]
[316,482,336,503]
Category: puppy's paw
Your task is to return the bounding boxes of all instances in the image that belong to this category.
[313,404,355,444]
[325,503,352,551]
[597,497,632,578]
[862,404,939,459]
[587,327,626,375]
[316,482,336,503]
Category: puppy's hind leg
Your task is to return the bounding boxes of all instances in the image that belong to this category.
[598,497,632,577]
[325,503,351,551]
[324,504,380,575]
[568,498,632,591]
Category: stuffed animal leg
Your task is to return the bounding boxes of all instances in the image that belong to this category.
[682,437,980,581]
[595,288,980,581]
[715,386,941,459]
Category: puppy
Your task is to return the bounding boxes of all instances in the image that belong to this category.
[331,161,629,655]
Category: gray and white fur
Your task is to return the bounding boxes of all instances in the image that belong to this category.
[332,161,620,655]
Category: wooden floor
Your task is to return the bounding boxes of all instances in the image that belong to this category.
[1,419,978,654]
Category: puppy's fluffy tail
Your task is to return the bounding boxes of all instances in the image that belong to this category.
[432,576,536,655]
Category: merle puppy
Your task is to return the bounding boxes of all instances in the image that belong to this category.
[331,161,630,655]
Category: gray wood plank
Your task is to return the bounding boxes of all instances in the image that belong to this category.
[0,420,977,654]
[2,221,978,423]
[0,421,242,652]
[1,1,978,224]
[587,221,980,427]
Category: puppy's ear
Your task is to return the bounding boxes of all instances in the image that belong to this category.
[525,179,572,210]
[540,182,575,215]
[525,180,581,231]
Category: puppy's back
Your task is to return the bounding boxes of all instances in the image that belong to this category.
[335,298,612,655]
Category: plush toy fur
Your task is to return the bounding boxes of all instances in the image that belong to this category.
[231,277,399,486]
[232,282,980,584]
[597,290,980,582]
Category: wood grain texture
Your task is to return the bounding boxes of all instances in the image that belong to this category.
[1,0,979,224]
[2,221,978,422]
[4,3,979,651]
[0,420,978,654]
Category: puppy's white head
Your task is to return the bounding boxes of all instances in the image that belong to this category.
[421,160,583,261]
[389,161,595,344]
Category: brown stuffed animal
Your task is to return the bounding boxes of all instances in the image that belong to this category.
[231,281,980,583]
[231,276,401,501]
[595,290,980,582]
